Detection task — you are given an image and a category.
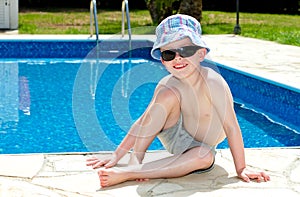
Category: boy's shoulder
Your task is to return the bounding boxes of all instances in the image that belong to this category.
[203,67,228,87]
[158,74,181,87]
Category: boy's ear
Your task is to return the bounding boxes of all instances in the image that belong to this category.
[198,48,207,60]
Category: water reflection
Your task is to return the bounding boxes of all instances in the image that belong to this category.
[19,76,31,115]
[0,61,31,130]
[89,60,99,100]
[0,62,19,125]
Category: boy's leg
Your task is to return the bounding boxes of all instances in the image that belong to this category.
[129,87,182,164]
[98,145,214,187]
[130,108,181,164]
[129,133,159,165]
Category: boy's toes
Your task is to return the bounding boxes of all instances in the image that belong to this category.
[100,180,109,187]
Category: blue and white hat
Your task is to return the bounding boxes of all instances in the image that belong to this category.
[151,14,210,60]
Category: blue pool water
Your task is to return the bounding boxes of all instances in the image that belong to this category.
[0,58,299,154]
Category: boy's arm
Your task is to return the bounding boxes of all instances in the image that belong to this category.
[210,78,246,173]
[86,122,139,169]
[210,77,270,182]
[87,85,168,168]
[86,118,149,169]
[113,85,178,164]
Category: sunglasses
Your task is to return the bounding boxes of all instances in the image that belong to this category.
[161,46,203,61]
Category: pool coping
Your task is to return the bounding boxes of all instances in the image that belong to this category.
[0,34,155,41]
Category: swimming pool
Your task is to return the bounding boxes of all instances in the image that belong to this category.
[0,38,299,154]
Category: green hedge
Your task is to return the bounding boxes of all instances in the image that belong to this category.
[19,0,299,14]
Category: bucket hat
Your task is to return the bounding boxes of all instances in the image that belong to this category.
[151,14,210,60]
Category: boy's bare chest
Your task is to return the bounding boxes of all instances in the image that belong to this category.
[180,90,212,119]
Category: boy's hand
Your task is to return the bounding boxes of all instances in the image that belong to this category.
[238,168,271,182]
[86,153,118,169]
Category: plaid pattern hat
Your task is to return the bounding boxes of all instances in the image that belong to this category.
[151,14,210,60]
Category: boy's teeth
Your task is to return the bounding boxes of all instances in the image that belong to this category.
[174,64,185,69]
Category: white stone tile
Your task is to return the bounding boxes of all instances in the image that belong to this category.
[0,154,44,178]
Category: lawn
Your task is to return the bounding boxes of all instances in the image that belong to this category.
[18,9,300,46]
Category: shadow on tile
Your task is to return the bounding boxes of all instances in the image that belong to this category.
[96,164,239,196]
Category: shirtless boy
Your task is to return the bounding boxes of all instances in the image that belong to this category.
[86,14,270,187]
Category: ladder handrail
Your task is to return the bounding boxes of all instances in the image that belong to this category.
[90,0,99,41]
[121,0,132,98]
[121,0,132,41]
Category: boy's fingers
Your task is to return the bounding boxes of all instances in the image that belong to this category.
[261,172,271,181]
[86,157,99,165]
[104,160,116,168]
[86,160,98,166]
[241,175,250,182]
[86,157,98,161]
[241,171,270,183]
[93,160,108,169]
[135,178,149,182]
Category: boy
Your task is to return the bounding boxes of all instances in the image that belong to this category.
[86,14,270,187]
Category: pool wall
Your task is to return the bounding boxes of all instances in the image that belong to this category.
[0,39,299,132]
[0,39,153,59]
[203,60,299,132]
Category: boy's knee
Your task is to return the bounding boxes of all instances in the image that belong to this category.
[192,146,214,166]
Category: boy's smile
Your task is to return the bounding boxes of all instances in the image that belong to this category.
[173,63,187,70]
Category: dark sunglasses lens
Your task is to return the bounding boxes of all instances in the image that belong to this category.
[161,46,201,61]
[161,50,176,61]
[180,46,199,57]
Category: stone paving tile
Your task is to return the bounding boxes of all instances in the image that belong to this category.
[203,35,300,89]
[1,148,299,196]
[0,178,63,197]
[0,154,44,178]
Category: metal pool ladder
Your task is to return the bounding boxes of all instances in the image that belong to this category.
[121,0,132,98]
[90,0,99,42]
[121,0,132,47]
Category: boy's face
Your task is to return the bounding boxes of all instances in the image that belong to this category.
[160,37,206,79]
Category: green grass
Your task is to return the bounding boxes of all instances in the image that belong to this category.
[19,9,300,46]
[19,9,153,34]
[201,11,300,46]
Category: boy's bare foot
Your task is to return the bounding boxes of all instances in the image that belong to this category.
[98,168,131,187]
